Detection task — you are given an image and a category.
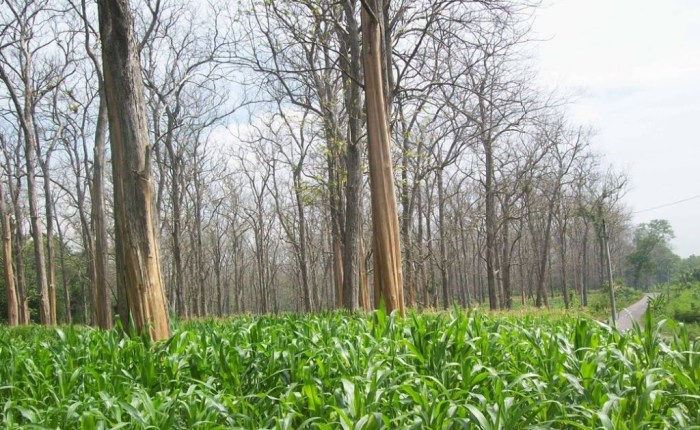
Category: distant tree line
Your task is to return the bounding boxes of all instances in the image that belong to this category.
[1,0,675,330]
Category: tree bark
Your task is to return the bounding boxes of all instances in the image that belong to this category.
[362,0,404,316]
[581,221,589,306]
[293,170,312,312]
[98,0,170,340]
[10,175,29,324]
[54,207,72,325]
[501,215,512,309]
[535,198,556,308]
[358,236,371,312]
[417,182,427,308]
[91,95,113,328]
[0,177,18,326]
[25,121,51,324]
[340,0,363,312]
[437,167,449,309]
[559,217,570,309]
[481,109,499,310]
[40,157,58,324]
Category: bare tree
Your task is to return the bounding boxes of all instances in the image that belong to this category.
[97,0,169,340]
[0,0,64,324]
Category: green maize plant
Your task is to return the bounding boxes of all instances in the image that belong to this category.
[1,309,698,429]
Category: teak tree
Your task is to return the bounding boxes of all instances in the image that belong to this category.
[361,0,404,316]
[97,0,169,340]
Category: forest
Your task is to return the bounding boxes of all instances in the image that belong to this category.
[0,0,651,326]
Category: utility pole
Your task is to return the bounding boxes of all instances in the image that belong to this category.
[602,219,617,328]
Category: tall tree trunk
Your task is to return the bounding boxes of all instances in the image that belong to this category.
[333,239,344,308]
[80,0,112,328]
[9,170,29,323]
[358,236,371,312]
[400,159,413,306]
[535,198,557,308]
[437,168,449,309]
[98,0,170,340]
[89,96,113,328]
[459,219,472,307]
[322,125,344,309]
[417,183,427,309]
[193,166,206,317]
[519,241,526,306]
[214,230,224,317]
[581,221,589,306]
[340,0,363,312]
[482,132,498,310]
[0,178,18,326]
[559,219,570,309]
[362,0,403,315]
[54,210,71,324]
[501,216,512,309]
[169,160,185,317]
[425,185,434,307]
[294,170,312,312]
[41,162,57,324]
[25,126,51,324]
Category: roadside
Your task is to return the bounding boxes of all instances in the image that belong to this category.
[616,293,656,332]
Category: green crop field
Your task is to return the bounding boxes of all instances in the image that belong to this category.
[1,310,699,429]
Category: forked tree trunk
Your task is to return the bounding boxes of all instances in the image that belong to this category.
[97,0,170,340]
[361,0,404,316]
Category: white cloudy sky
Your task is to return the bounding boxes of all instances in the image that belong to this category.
[532,0,700,257]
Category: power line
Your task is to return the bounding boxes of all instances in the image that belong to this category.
[633,194,700,214]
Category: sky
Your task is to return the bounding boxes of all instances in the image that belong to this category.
[532,0,700,257]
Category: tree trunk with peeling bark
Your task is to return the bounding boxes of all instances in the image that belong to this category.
[361,0,404,316]
[97,0,170,340]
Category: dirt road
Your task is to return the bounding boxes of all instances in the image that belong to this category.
[616,293,655,332]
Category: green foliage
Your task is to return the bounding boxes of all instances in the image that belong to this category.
[651,283,700,338]
[1,311,699,428]
[585,287,644,320]
[0,235,90,324]
[675,255,700,285]
[626,219,677,289]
